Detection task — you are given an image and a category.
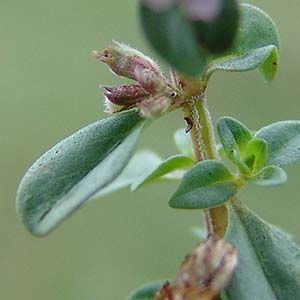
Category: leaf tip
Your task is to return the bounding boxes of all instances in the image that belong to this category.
[259,46,279,83]
[168,195,179,209]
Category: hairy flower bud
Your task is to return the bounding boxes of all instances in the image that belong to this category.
[92,41,161,81]
[134,65,167,95]
[102,84,149,106]
[155,236,237,300]
[94,42,183,118]
[137,95,171,119]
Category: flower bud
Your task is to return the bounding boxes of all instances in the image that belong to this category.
[95,42,183,118]
[133,65,167,95]
[92,41,161,81]
[102,84,149,106]
[155,236,237,300]
[137,95,171,119]
[177,235,237,295]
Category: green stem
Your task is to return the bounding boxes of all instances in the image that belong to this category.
[182,79,228,237]
[195,97,218,160]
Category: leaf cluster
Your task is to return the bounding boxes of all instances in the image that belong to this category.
[15,1,300,300]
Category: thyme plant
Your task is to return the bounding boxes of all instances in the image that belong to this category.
[16,1,300,299]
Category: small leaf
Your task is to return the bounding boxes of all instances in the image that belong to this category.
[140,3,207,75]
[132,155,193,191]
[90,151,162,199]
[210,45,277,75]
[208,4,280,81]
[16,111,144,236]
[256,120,300,166]
[226,201,300,300]
[245,138,268,172]
[128,280,166,300]
[217,116,253,170]
[174,128,194,159]
[169,160,237,209]
[260,46,279,82]
[250,165,287,187]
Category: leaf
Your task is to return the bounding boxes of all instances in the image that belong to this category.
[256,120,300,166]
[90,151,162,199]
[128,280,166,300]
[217,116,253,171]
[245,138,268,172]
[250,165,287,187]
[225,204,277,300]
[174,128,194,159]
[208,3,280,81]
[189,0,240,54]
[210,45,277,76]
[16,111,144,236]
[169,160,237,209]
[260,46,279,82]
[140,3,207,76]
[132,155,194,191]
[226,201,300,300]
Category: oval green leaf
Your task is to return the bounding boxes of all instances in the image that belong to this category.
[16,111,144,236]
[140,3,207,75]
[132,154,194,191]
[208,3,280,81]
[169,160,237,209]
[256,120,300,166]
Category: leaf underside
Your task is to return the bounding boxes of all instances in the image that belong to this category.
[208,4,280,81]
[225,201,300,300]
[16,111,144,236]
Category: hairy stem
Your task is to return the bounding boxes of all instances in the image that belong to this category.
[182,79,228,237]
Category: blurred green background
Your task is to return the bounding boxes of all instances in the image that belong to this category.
[1,0,300,299]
